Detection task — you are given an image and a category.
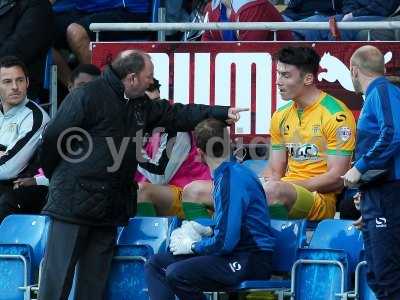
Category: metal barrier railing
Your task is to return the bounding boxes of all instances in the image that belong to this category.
[90,21,400,42]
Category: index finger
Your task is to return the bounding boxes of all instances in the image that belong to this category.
[233,108,249,112]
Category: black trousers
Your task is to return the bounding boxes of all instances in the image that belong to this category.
[38,218,116,300]
[145,251,273,300]
[0,185,48,222]
[361,182,400,300]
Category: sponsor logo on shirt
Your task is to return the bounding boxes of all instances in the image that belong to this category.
[336,114,347,123]
[286,143,319,161]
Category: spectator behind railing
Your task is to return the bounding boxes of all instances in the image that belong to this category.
[51,0,152,89]
[357,15,400,40]
[0,0,54,101]
[281,0,343,21]
[293,0,400,41]
[197,0,293,41]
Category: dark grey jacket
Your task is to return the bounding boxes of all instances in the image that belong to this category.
[0,0,54,99]
[40,66,229,226]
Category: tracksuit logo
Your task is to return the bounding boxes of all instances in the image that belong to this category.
[376,217,387,228]
[229,261,242,273]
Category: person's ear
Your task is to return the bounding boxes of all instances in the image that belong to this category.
[350,65,358,78]
[303,73,314,86]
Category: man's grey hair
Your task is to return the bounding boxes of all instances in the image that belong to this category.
[111,50,150,79]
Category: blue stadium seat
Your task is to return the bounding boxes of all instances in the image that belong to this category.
[354,260,377,300]
[0,215,49,300]
[117,216,179,253]
[106,217,179,300]
[225,219,309,299]
[345,250,377,300]
[0,215,49,275]
[106,244,153,300]
[0,244,32,300]
[290,219,363,300]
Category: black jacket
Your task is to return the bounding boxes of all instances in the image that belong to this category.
[283,0,343,20]
[40,66,229,226]
[342,0,400,17]
[0,0,54,99]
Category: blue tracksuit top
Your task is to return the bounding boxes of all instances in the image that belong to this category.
[193,161,276,255]
[354,76,400,181]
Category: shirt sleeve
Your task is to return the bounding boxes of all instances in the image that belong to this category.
[0,107,49,180]
[194,168,244,255]
[355,86,400,173]
[270,111,285,151]
[323,110,356,157]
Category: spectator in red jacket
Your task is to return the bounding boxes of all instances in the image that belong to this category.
[200,0,292,41]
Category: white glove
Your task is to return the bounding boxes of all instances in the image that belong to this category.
[170,227,186,241]
[180,221,202,241]
[169,225,199,255]
[342,167,362,188]
[169,235,194,255]
[187,221,213,237]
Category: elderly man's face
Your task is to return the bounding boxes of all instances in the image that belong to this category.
[125,57,154,99]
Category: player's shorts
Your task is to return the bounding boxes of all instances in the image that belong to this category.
[288,183,336,220]
[165,185,185,219]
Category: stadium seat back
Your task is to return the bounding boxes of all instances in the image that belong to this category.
[293,248,349,300]
[117,216,179,253]
[356,251,377,300]
[105,244,153,300]
[0,215,49,270]
[106,217,179,299]
[0,244,33,300]
[270,219,307,273]
[358,263,377,300]
[309,219,363,272]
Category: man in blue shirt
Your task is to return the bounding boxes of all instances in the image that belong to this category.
[144,118,275,300]
[343,45,400,300]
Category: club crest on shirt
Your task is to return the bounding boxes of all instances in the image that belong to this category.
[337,127,352,142]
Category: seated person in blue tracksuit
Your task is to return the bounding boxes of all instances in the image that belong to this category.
[144,118,276,300]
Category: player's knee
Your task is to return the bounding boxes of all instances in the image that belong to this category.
[182,182,207,204]
[264,181,293,207]
[264,181,284,199]
[137,183,154,202]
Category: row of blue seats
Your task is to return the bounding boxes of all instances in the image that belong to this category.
[0,215,376,300]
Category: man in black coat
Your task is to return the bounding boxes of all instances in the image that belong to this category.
[0,0,54,100]
[38,49,246,300]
